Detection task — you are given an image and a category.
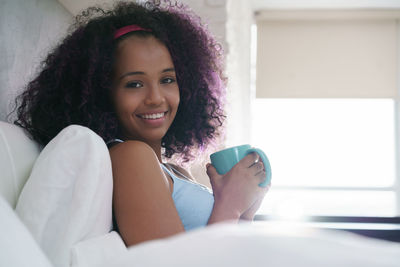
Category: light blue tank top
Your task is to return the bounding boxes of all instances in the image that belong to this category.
[107,139,214,231]
[160,164,214,231]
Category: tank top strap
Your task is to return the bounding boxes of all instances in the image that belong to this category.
[106,138,124,148]
[160,163,178,182]
[106,138,124,145]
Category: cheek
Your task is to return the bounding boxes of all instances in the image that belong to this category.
[174,94,180,108]
[165,87,180,111]
[115,93,140,113]
[113,102,134,125]
[173,87,180,108]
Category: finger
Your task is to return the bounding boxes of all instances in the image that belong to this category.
[239,152,258,168]
[206,163,221,181]
[254,170,267,182]
[250,161,264,175]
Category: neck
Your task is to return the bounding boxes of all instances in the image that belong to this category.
[147,141,163,162]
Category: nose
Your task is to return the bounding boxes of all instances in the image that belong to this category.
[144,84,165,106]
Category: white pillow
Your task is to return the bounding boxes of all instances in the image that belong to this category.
[71,231,127,267]
[0,195,52,267]
[15,125,114,267]
[0,121,41,208]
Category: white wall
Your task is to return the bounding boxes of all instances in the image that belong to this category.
[0,0,72,122]
[225,0,253,147]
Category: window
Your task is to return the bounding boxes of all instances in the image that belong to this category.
[252,98,397,217]
[252,10,400,218]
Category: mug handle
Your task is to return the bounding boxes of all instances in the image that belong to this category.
[246,148,272,187]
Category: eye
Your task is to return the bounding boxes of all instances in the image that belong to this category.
[161,77,176,84]
[126,81,143,88]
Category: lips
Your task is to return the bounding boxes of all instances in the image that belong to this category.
[136,111,168,120]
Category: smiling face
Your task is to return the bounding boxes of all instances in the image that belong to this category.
[112,35,180,146]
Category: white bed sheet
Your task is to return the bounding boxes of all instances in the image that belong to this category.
[87,222,400,267]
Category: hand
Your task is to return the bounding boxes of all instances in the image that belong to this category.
[240,184,270,221]
[206,153,267,222]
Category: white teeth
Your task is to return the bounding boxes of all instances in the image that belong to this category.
[141,112,165,120]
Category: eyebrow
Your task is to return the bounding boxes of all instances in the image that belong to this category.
[118,68,175,81]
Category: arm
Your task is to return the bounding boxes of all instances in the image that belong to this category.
[110,141,185,247]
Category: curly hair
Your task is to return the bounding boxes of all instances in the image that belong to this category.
[13,0,226,161]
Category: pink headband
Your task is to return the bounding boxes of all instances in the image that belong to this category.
[113,24,152,39]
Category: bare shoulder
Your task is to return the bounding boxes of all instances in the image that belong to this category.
[108,140,167,187]
[109,140,154,159]
[109,140,184,245]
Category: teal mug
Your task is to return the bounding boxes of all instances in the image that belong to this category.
[210,144,271,187]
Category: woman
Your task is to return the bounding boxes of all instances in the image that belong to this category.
[14,0,269,246]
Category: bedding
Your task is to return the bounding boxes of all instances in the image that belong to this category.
[15,125,114,267]
[0,195,52,267]
[96,222,400,267]
[71,231,127,267]
[0,121,41,208]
